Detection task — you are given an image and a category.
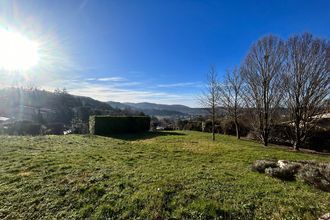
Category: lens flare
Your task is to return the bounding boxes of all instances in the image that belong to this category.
[0,29,39,71]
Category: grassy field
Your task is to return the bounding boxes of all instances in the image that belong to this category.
[0,131,329,219]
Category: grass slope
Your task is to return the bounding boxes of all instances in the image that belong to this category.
[0,131,329,219]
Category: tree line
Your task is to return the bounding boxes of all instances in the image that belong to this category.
[201,33,329,150]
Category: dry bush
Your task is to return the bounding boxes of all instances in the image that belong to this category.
[298,163,330,192]
[252,159,330,192]
[265,163,302,181]
[251,160,278,173]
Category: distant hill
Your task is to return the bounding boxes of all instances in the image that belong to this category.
[0,88,124,125]
[0,87,210,125]
[107,101,208,117]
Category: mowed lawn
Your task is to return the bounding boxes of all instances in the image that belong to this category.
[0,131,329,219]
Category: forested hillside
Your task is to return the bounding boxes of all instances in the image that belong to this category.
[0,88,123,125]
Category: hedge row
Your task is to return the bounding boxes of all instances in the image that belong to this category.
[2,121,42,136]
[89,116,150,135]
[0,121,66,135]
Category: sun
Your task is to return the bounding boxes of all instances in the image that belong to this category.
[0,29,39,71]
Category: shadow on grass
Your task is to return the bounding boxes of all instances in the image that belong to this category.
[98,131,186,141]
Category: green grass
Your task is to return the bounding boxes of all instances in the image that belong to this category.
[0,131,329,219]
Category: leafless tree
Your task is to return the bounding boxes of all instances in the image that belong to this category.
[199,66,221,141]
[219,67,244,139]
[285,33,330,150]
[241,35,286,146]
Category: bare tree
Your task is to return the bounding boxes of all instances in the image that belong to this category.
[219,67,244,139]
[285,33,330,150]
[241,35,286,146]
[199,66,221,141]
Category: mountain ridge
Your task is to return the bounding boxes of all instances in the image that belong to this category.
[107,101,208,117]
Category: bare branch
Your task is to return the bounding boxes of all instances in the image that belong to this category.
[218,67,244,139]
[199,66,221,141]
[285,33,330,150]
[241,35,286,146]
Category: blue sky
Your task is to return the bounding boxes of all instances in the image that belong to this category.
[0,0,329,106]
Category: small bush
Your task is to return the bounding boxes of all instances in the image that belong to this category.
[183,120,203,132]
[252,159,330,192]
[246,131,259,140]
[199,120,222,133]
[45,123,64,135]
[221,119,236,135]
[298,163,330,192]
[265,163,302,181]
[251,160,278,173]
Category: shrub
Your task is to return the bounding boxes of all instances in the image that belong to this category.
[45,123,64,135]
[265,163,302,181]
[71,117,88,134]
[252,159,330,192]
[246,131,259,140]
[269,122,330,152]
[305,128,330,152]
[183,120,203,131]
[298,163,330,192]
[5,121,42,136]
[221,119,236,135]
[269,124,293,146]
[150,117,160,131]
[202,120,223,133]
[251,160,278,173]
[89,116,150,135]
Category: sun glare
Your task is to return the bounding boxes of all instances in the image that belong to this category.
[0,29,39,71]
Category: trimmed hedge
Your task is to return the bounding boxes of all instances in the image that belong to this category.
[89,116,150,135]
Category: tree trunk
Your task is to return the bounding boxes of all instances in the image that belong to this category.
[212,105,215,141]
[293,119,300,151]
[261,121,269,146]
[263,131,268,146]
[234,119,240,139]
[263,98,268,146]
